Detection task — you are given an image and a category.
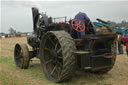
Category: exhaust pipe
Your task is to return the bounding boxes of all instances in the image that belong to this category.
[32,7,39,31]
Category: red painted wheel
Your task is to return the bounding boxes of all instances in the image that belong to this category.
[72,19,85,32]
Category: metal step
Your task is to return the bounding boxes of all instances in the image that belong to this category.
[104,56,112,58]
[92,53,112,58]
[84,67,92,70]
[74,51,89,55]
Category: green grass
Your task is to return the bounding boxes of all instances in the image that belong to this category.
[0,70,30,85]
[0,56,112,85]
[0,56,45,79]
[0,56,15,67]
[20,63,45,79]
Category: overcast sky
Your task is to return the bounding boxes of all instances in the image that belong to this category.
[1,0,128,33]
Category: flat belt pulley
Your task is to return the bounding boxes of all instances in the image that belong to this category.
[71,19,86,32]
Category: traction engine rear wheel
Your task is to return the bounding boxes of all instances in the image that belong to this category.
[14,43,30,69]
[40,31,76,82]
[92,41,117,73]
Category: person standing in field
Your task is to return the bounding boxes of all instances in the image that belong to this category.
[115,26,124,54]
[121,33,128,56]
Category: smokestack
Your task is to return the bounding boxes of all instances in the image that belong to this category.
[32,7,39,32]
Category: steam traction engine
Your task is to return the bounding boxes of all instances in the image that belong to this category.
[14,7,117,82]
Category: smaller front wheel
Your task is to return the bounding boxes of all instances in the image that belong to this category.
[14,43,30,69]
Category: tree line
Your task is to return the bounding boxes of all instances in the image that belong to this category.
[107,20,128,29]
[1,20,128,36]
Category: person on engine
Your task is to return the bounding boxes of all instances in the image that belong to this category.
[74,12,90,36]
[72,12,95,38]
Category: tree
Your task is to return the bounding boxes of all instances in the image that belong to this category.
[107,20,128,29]
[107,20,117,29]
[8,27,16,36]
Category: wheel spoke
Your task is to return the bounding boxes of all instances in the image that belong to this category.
[78,20,81,24]
[48,36,55,46]
[74,20,77,24]
[17,49,20,53]
[57,48,62,54]
[55,41,59,50]
[16,56,21,59]
[72,24,77,26]
[57,56,63,59]
[44,48,51,52]
[19,50,23,57]
[55,63,62,78]
[50,64,57,75]
[79,27,82,31]
[76,25,79,30]
[19,58,23,67]
[57,61,63,68]
[45,59,54,64]
[82,25,85,28]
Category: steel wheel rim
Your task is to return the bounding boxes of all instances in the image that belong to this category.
[14,44,24,68]
[41,33,63,81]
[111,42,117,65]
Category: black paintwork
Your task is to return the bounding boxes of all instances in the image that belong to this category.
[27,7,117,71]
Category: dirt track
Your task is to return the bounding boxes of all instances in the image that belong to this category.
[0,37,128,85]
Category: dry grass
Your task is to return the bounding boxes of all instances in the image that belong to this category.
[0,37,27,57]
[0,37,128,85]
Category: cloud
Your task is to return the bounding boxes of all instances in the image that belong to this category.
[1,1,128,33]
[1,1,40,8]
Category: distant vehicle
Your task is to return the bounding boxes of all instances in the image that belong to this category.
[1,36,5,38]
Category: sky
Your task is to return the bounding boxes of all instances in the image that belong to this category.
[1,0,128,33]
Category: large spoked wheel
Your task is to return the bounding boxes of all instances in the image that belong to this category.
[14,43,30,69]
[40,31,76,82]
[93,41,117,73]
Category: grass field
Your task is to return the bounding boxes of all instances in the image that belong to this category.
[0,37,128,85]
